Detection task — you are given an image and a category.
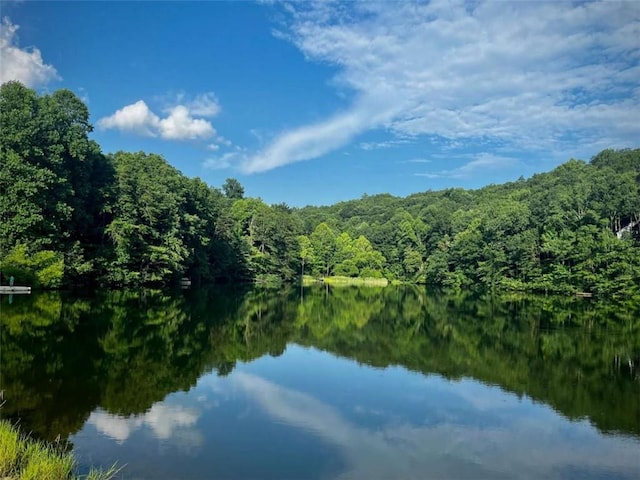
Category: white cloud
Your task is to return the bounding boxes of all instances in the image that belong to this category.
[0,17,59,87]
[203,152,239,170]
[98,97,218,141]
[402,158,431,164]
[233,371,640,480]
[242,109,364,173]
[77,87,90,105]
[158,105,215,140]
[97,100,160,137]
[87,403,200,444]
[416,153,520,179]
[218,136,232,147]
[88,411,132,443]
[245,1,640,172]
[360,139,412,151]
[242,100,397,173]
[186,92,220,117]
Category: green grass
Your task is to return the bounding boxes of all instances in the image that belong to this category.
[0,420,121,480]
[303,275,389,287]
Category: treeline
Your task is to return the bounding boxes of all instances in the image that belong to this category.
[296,151,640,296]
[1,81,639,295]
[0,82,271,286]
[0,82,387,287]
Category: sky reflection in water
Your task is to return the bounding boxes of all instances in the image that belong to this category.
[71,345,640,480]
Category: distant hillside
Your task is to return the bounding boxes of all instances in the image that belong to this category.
[294,148,640,296]
[1,81,638,295]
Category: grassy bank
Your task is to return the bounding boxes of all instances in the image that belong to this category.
[302,275,389,287]
[0,420,120,480]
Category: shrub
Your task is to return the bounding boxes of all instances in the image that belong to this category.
[1,245,64,289]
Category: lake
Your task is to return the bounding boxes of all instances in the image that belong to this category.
[1,285,639,479]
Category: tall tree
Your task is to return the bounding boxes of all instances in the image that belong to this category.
[298,235,315,277]
[310,222,337,276]
[105,152,189,285]
[222,178,244,200]
[0,81,108,283]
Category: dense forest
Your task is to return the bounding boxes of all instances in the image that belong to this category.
[1,82,639,296]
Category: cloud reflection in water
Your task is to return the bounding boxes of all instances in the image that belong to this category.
[232,371,640,480]
[87,403,201,446]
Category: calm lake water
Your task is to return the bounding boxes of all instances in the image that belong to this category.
[1,286,639,479]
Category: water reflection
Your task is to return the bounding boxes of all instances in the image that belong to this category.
[87,404,200,444]
[230,362,639,480]
[70,348,640,479]
[1,286,639,478]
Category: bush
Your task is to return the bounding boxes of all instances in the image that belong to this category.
[334,260,359,277]
[1,245,64,289]
[360,268,383,279]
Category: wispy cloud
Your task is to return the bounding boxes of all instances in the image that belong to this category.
[98,94,221,141]
[401,158,431,164]
[183,92,220,117]
[241,101,396,173]
[360,139,412,151]
[416,153,520,179]
[0,17,60,87]
[244,0,639,173]
[233,371,640,479]
[204,151,239,170]
[76,87,90,105]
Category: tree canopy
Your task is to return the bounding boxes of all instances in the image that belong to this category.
[1,82,639,296]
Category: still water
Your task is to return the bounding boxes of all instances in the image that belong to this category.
[1,286,639,479]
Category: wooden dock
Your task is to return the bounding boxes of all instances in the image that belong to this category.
[0,286,31,294]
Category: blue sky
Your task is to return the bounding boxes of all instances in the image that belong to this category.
[1,1,638,206]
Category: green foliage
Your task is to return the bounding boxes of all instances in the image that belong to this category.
[296,148,640,296]
[32,251,64,289]
[1,82,639,294]
[310,222,337,276]
[230,198,300,280]
[0,420,119,480]
[222,177,245,199]
[0,81,113,286]
[105,152,188,285]
[297,235,316,276]
[1,245,63,288]
[305,223,386,278]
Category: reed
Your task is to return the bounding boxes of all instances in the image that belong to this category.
[0,420,121,480]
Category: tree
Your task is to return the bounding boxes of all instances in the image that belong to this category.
[298,235,315,277]
[105,152,190,285]
[0,81,108,283]
[2,84,638,293]
[310,223,337,276]
[222,178,244,200]
[230,198,300,280]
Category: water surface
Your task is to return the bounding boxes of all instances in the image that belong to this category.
[1,286,638,479]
